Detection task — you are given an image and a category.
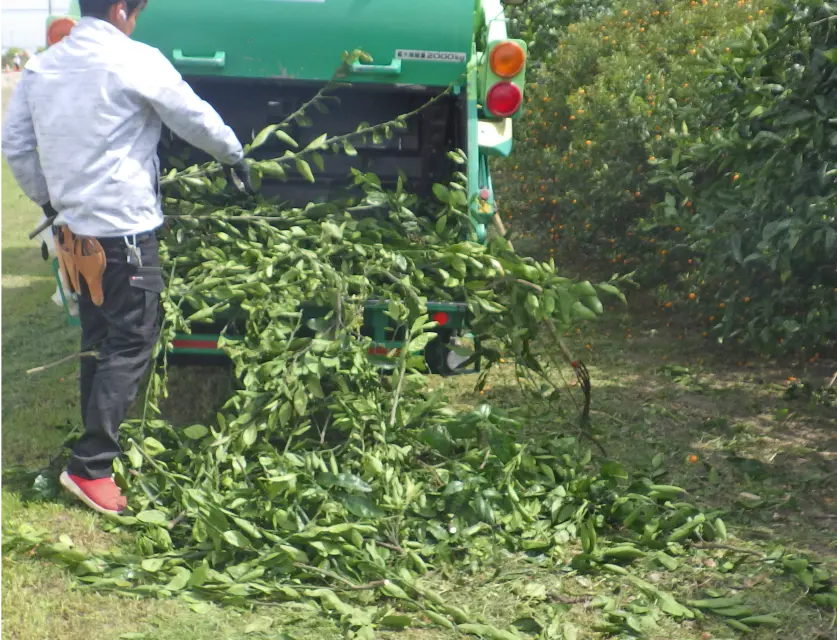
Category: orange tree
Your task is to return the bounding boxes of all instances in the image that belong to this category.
[648,0,837,355]
[498,0,773,265]
[498,0,836,355]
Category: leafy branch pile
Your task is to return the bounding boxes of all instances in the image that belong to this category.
[5,55,833,639]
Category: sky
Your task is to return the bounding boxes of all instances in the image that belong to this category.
[2,0,73,53]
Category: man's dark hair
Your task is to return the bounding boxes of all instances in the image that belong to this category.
[79,0,147,19]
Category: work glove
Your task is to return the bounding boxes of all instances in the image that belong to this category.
[225,159,255,195]
[42,202,58,219]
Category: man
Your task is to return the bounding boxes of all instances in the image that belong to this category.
[2,0,251,515]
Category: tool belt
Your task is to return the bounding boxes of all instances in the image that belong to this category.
[53,226,107,307]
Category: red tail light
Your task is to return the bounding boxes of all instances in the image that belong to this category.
[47,17,76,47]
[432,312,449,326]
[369,346,400,356]
[486,82,522,117]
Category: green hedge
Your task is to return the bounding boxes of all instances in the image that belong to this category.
[499,0,836,356]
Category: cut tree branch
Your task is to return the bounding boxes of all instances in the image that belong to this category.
[26,350,99,375]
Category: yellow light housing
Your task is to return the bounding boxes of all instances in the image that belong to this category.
[489,41,526,79]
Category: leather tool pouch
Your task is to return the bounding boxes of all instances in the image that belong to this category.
[54,226,107,307]
[54,226,80,295]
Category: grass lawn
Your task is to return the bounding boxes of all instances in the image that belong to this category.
[2,156,836,639]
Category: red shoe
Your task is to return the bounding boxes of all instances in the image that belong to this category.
[60,471,127,515]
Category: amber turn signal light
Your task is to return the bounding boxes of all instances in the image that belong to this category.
[489,41,526,78]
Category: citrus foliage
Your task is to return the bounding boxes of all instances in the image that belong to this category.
[502,0,837,356]
[9,159,833,635]
[9,93,833,637]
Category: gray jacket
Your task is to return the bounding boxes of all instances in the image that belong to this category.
[2,17,243,238]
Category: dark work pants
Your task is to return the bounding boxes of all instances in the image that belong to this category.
[66,232,164,480]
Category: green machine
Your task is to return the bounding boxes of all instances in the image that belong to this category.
[44,0,529,373]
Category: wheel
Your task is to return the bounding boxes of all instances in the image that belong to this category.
[425,331,480,376]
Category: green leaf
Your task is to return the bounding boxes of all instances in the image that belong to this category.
[242,425,258,447]
[601,461,628,479]
[278,402,292,427]
[557,289,573,322]
[142,437,166,457]
[136,510,168,526]
[223,530,250,548]
[573,281,597,297]
[251,125,279,149]
[435,215,449,236]
[444,480,465,496]
[305,133,328,151]
[344,495,385,518]
[657,592,693,618]
[825,228,837,252]
[307,377,325,399]
[432,183,451,203]
[655,552,679,571]
[513,616,544,633]
[380,615,412,629]
[141,557,165,572]
[319,472,372,493]
[165,567,192,592]
[408,332,437,353]
[322,222,343,240]
[730,232,743,263]
[275,130,298,148]
[127,444,143,468]
[295,159,315,183]
[597,283,627,305]
[582,295,603,315]
[189,561,210,587]
[183,425,209,440]
[572,301,598,321]
[293,385,308,416]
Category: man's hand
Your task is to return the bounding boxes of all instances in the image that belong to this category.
[28,203,58,241]
[225,159,254,194]
[43,202,58,219]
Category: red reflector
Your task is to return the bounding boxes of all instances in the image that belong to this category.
[369,346,402,356]
[486,82,522,117]
[432,312,449,326]
[172,339,219,350]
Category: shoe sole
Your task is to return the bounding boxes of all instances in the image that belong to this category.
[59,471,124,516]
